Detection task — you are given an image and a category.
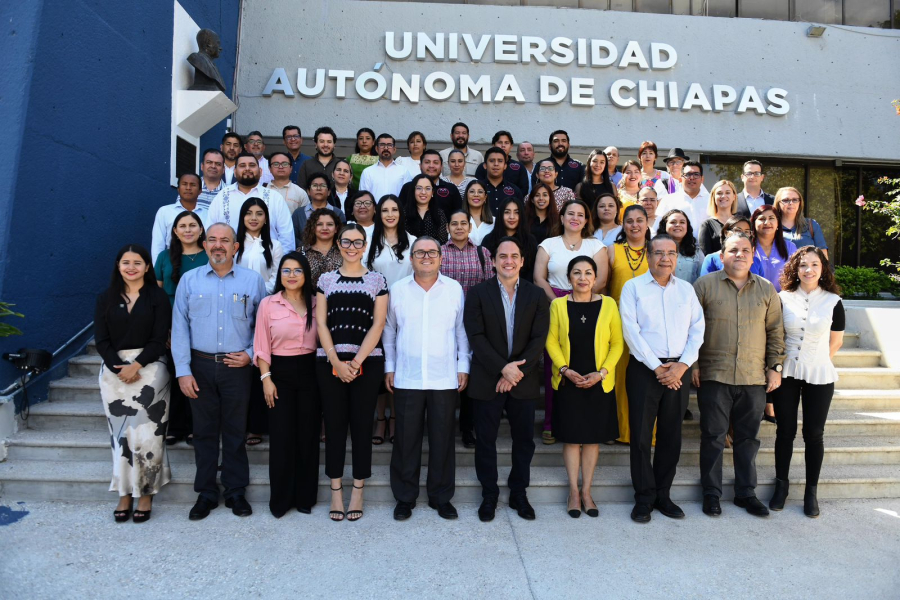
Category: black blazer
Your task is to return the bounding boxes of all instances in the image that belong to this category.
[736,191,775,219]
[463,277,550,401]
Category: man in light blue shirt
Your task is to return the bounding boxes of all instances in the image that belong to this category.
[151,173,208,260]
[620,233,705,524]
[172,222,266,521]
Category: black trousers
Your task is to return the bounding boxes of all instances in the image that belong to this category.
[316,360,384,480]
[246,366,269,435]
[626,359,690,505]
[698,381,765,499]
[474,393,536,500]
[391,388,458,504]
[165,349,192,438]
[771,376,834,486]
[458,388,474,434]
[268,354,321,517]
[189,356,251,502]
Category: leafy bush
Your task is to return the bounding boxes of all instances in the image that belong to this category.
[834,266,898,298]
[0,302,23,337]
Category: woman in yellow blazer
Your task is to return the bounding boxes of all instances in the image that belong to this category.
[546,255,624,519]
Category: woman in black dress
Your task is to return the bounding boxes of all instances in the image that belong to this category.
[94,244,172,523]
[480,197,538,283]
[545,255,624,518]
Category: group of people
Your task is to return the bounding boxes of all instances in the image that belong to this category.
[94,123,842,525]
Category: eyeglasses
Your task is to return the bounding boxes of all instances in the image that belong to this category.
[377,143,395,148]
[283,135,301,140]
[743,171,763,177]
[412,249,441,259]
[354,200,374,208]
[339,238,365,249]
[415,186,433,193]
[780,198,801,204]
[247,139,264,146]
[270,162,291,168]
[683,173,702,179]
[651,251,678,259]
[310,183,329,190]
[538,166,556,173]
[280,268,305,276]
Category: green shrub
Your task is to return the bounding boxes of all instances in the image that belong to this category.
[0,301,23,337]
[834,266,898,298]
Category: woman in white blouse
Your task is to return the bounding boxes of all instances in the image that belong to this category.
[462,180,494,246]
[534,198,608,445]
[365,194,416,446]
[235,197,284,294]
[769,246,844,518]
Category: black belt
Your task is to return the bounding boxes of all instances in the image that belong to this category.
[191,349,240,363]
[658,357,681,364]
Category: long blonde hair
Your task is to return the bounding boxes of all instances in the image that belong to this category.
[707,180,738,218]
[774,187,808,234]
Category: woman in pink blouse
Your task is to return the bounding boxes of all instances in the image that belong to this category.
[253,251,320,518]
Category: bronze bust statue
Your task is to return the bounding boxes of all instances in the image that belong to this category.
[188,29,226,93]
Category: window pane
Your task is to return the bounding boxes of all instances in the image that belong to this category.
[807,165,840,257]
[636,0,671,13]
[610,0,634,11]
[672,0,692,14]
[859,167,900,268]
[795,0,842,24]
[837,168,860,266]
[844,0,891,28]
[740,0,790,20]
[704,0,736,17]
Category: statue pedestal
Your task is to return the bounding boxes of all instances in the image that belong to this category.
[175,90,236,137]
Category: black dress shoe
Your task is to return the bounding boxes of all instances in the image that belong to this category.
[683,409,694,421]
[225,495,253,517]
[428,499,459,520]
[297,506,312,515]
[702,495,721,516]
[804,485,820,518]
[653,497,685,519]
[769,478,789,511]
[478,498,497,522]
[734,495,770,517]
[189,496,218,521]
[508,495,536,520]
[461,430,477,449]
[762,414,778,424]
[631,503,652,523]
[394,500,415,521]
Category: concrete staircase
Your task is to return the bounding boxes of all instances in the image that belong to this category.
[2,332,899,504]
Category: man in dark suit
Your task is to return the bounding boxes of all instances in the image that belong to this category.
[463,237,551,522]
[735,160,774,218]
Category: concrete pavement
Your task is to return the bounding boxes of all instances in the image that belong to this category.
[1,498,899,599]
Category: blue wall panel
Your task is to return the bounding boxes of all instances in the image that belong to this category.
[0,1,239,393]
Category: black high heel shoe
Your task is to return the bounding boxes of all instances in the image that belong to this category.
[114,498,133,523]
[347,483,365,521]
[132,498,152,523]
[330,484,345,522]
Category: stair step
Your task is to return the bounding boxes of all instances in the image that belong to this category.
[6,428,899,467]
[834,368,900,390]
[831,348,883,368]
[2,460,899,504]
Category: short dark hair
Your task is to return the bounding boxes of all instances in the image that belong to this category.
[548,129,569,145]
[407,130,427,146]
[421,149,442,163]
[202,148,224,162]
[282,125,301,138]
[743,160,763,173]
[376,133,395,145]
[484,146,507,163]
[648,233,677,253]
[178,172,201,185]
[268,151,293,166]
[721,229,752,252]
[306,171,330,191]
[683,160,703,176]
[222,132,242,145]
[314,126,336,143]
[492,130,514,145]
[493,236,523,256]
[566,255,597,279]
[236,151,258,165]
[451,122,469,134]
[246,130,264,140]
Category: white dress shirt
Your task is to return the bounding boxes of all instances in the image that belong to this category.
[383,274,471,390]
[468,218,495,246]
[236,233,284,294]
[619,271,705,371]
[257,156,274,186]
[395,156,422,179]
[365,232,416,288]
[206,183,296,252]
[151,199,209,261]
[265,180,310,214]
[658,187,711,238]
[359,160,412,202]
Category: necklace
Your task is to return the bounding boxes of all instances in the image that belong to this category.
[183,251,202,263]
[564,236,580,250]
[623,243,646,276]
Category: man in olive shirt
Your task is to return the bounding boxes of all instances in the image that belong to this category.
[692,231,785,518]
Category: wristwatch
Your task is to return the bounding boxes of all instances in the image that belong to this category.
[559,366,568,376]
[770,364,783,373]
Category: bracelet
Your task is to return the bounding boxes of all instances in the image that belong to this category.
[260,372,272,381]
[559,366,568,376]
[326,347,336,355]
